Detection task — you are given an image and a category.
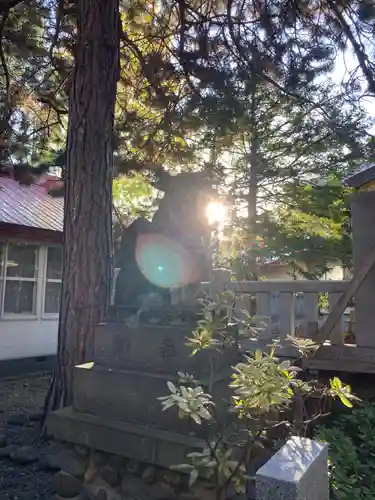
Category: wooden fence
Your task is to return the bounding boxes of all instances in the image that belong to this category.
[198,269,375,373]
[206,268,350,346]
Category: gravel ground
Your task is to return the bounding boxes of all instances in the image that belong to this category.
[0,373,59,500]
[0,374,49,426]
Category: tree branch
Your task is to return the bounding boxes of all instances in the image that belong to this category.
[0,0,22,15]
[0,12,10,107]
[328,0,375,96]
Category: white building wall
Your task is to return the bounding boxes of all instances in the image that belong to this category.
[259,263,346,281]
[0,318,58,360]
[0,241,60,361]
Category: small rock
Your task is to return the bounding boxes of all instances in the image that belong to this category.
[0,445,18,458]
[10,445,38,464]
[109,454,126,471]
[0,433,7,447]
[29,410,44,421]
[79,493,91,500]
[150,482,176,500]
[54,470,82,498]
[84,479,121,500]
[64,456,87,479]
[96,489,108,500]
[52,496,85,500]
[126,459,142,475]
[121,475,150,500]
[40,454,61,471]
[142,466,156,484]
[99,465,120,488]
[42,452,86,478]
[92,451,109,468]
[80,485,94,500]
[75,444,89,456]
[7,412,29,426]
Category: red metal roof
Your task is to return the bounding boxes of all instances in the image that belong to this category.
[0,176,63,232]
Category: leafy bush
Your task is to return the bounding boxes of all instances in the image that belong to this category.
[159,291,357,497]
[316,403,375,500]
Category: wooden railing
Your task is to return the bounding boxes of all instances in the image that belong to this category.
[206,268,351,347]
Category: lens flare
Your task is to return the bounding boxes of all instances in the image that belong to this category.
[135,233,200,288]
[206,201,227,225]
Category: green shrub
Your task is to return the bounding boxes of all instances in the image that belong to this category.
[159,291,357,497]
[315,403,375,500]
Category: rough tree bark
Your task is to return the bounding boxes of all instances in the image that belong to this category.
[246,77,259,282]
[44,0,120,414]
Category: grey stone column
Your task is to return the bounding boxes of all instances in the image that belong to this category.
[256,436,329,500]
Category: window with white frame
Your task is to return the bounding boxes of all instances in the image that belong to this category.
[2,243,39,315]
[44,246,62,314]
[0,241,63,318]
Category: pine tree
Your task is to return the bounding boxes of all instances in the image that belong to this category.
[0,1,69,165]
[260,176,353,279]
[44,0,120,412]
[1,0,374,410]
[260,0,375,100]
[115,1,197,173]
[175,12,373,276]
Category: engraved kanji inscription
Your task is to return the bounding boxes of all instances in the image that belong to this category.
[159,336,177,361]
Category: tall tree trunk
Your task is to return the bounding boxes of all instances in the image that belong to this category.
[44,0,120,415]
[247,78,258,226]
[0,10,13,165]
[247,78,259,281]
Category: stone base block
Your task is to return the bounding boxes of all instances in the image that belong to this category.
[72,363,195,434]
[256,436,329,500]
[93,323,239,377]
[46,406,204,468]
[73,362,231,434]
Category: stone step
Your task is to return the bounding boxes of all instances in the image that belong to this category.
[93,322,239,376]
[72,363,231,434]
[46,406,205,468]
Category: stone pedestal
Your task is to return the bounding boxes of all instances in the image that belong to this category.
[256,436,329,500]
[46,317,239,467]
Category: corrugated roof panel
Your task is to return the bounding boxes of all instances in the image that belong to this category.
[0,177,63,232]
[344,162,375,188]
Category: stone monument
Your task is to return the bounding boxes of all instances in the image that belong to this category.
[46,168,238,471]
[44,169,332,499]
[115,168,216,308]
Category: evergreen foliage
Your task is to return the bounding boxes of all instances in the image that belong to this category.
[1,0,375,269]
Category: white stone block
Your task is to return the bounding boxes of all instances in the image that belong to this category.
[256,436,329,500]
